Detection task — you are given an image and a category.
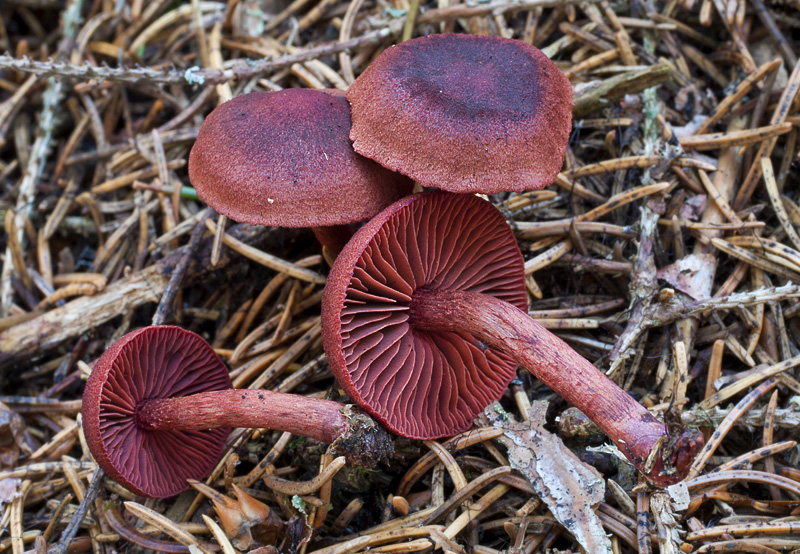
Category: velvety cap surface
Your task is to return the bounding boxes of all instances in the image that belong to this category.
[82,326,232,498]
[188,89,414,227]
[322,191,527,439]
[347,34,573,194]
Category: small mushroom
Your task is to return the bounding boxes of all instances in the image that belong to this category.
[82,326,391,498]
[188,89,414,257]
[347,34,573,194]
[322,191,703,487]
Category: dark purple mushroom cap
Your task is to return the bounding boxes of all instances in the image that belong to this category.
[188,89,414,227]
[347,34,573,194]
[82,326,232,498]
[322,191,527,439]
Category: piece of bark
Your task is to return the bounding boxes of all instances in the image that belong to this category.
[0,225,278,370]
[484,401,612,554]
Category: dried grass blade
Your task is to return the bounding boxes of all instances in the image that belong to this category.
[124,502,215,554]
[205,219,326,284]
[762,158,800,252]
[201,515,237,554]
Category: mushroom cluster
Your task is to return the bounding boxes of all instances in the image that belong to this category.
[83,32,702,499]
[329,33,701,487]
[323,191,703,488]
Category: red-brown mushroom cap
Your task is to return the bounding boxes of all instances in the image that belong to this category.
[82,326,232,498]
[347,34,573,194]
[188,89,414,227]
[322,191,527,439]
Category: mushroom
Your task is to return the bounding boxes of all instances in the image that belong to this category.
[346,34,573,194]
[188,89,414,257]
[82,325,391,498]
[322,191,703,487]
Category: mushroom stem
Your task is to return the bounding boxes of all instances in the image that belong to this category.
[408,288,703,487]
[312,225,356,263]
[136,389,347,443]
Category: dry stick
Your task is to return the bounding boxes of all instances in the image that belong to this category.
[10,480,29,554]
[41,494,73,543]
[519,221,633,241]
[104,504,198,554]
[725,237,800,273]
[396,427,504,498]
[687,521,800,542]
[313,452,336,528]
[0,75,38,148]
[671,114,747,374]
[694,59,781,136]
[694,541,781,554]
[685,379,778,481]
[698,354,800,410]
[262,456,345,495]
[238,432,292,489]
[698,169,743,226]
[567,155,658,177]
[235,264,302,345]
[337,0,368,85]
[763,391,782,501]
[0,224,275,367]
[679,123,792,151]
[750,0,797,69]
[516,181,669,236]
[124,502,214,554]
[704,340,725,400]
[610,212,659,370]
[0,0,86,315]
[401,0,421,41]
[553,173,606,202]
[49,469,103,554]
[420,467,512,525]
[732,62,800,211]
[0,0,598,86]
[671,341,689,403]
[423,441,467,491]
[572,63,672,118]
[762,158,800,252]
[636,492,651,554]
[152,208,214,326]
[200,517,234,554]
[710,238,800,283]
[713,440,797,473]
[205,219,326,284]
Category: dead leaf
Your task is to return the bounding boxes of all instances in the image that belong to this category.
[483,402,612,554]
[657,253,716,300]
[0,478,20,508]
[286,513,313,554]
[0,402,33,469]
[650,491,684,554]
[680,195,707,221]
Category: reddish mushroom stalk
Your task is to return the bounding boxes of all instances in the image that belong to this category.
[84,326,391,498]
[322,191,703,488]
[312,225,357,263]
[136,389,346,444]
[407,288,699,486]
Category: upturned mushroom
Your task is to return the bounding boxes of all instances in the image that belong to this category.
[347,33,572,194]
[82,325,391,498]
[188,89,414,257]
[322,191,703,487]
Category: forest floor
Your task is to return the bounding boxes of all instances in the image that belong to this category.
[1,0,800,553]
